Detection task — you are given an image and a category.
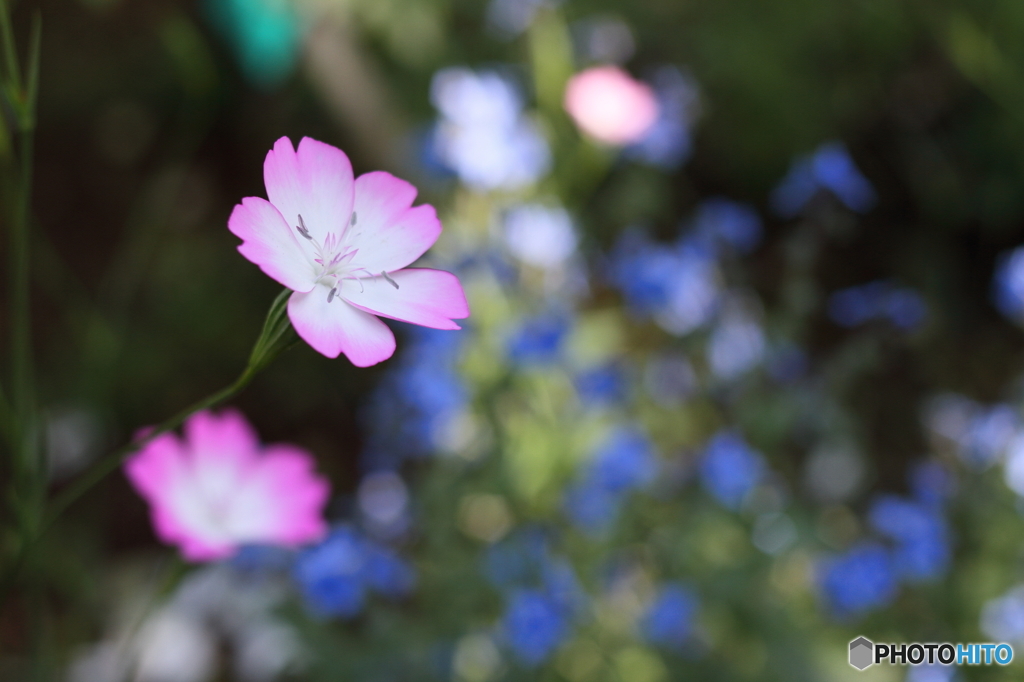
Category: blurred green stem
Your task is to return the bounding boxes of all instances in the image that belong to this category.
[45,287,296,528]
[2,0,41,530]
[0,288,296,606]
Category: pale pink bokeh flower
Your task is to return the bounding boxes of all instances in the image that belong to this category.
[229,136,470,367]
[125,409,330,562]
[563,66,659,146]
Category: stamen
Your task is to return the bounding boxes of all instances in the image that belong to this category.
[327,287,337,303]
[296,214,313,240]
[344,275,365,293]
[381,271,400,289]
[351,212,357,226]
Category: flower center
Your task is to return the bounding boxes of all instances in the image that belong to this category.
[294,213,397,302]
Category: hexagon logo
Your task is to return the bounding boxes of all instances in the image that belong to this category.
[849,636,874,670]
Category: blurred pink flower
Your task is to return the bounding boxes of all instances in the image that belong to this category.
[125,409,330,562]
[563,66,659,146]
[229,136,470,367]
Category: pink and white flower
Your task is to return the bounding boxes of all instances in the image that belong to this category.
[125,409,330,562]
[228,136,470,367]
[563,66,659,146]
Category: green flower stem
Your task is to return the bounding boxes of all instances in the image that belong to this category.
[43,368,255,530]
[0,288,296,607]
[1,0,41,545]
[44,287,296,531]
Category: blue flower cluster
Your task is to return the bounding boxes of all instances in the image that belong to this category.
[827,280,927,330]
[608,231,719,334]
[502,590,570,666]
[485,529,584,666]
[564,427,659,534]
[770,141,877,217]
[706,309,766,381]
[641,583,700,649]
[607,199,762,336]
[698,430,766,510]
[925,394,1018,469]
[868,495,950,581]
[818,542,899,618]
[362,327,468,468]
[429,68,550,191]
[507,310,572,366]
[818,462,953,617]
[292,527,416,618]
[574,363,628,408]
[690,197,763,255]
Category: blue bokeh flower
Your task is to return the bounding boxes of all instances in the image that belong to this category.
[502,589,569,666]
[642,583,699,648]
[293,528,368,618]
[627,67,699,170]
[590,428,658,494]
[564,427,658,533]
[507,311,571,366]
[293,527,416,618]
[608,230,683,315]
[364,544,418,598]
[574,363,628,407]
[706,310,765,380]
[659,242,722,335]
[818,542,898,617]
[502,203,578,269]
[483,527,551,588]
[699,431,766,509]
[362,327,468,467]
[908,460,954,508]
[691,198,763,254]
[827,280,927,330]
[231,544,295,573]
[484,529,581,666]
[771,141,876,217]
[993,245,1024,324]
[563,481,622,535]
[430,68,550,191]
[607,230,721,335]
[868,495,950,582]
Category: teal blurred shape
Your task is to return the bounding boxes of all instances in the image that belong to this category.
[206,0,301,89]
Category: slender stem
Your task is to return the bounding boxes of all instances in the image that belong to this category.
[3,1,41,546]
[0,363,258,608]
[44,365,257,529]
[12,125,35,477]
[0,280,291,606]
[0,0,21,96]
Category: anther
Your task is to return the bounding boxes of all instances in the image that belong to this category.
[327,287,337,303]
[296,214,313,240]
[381,271,399,289]
[351,212,357,226]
